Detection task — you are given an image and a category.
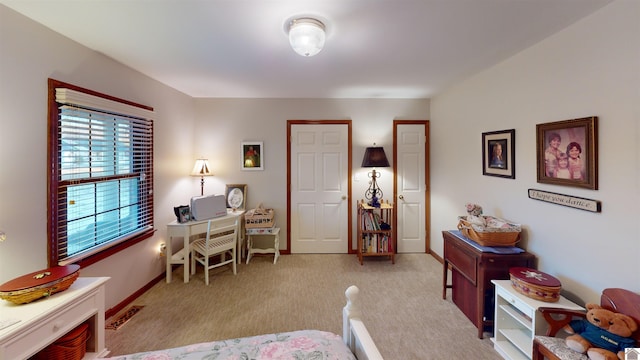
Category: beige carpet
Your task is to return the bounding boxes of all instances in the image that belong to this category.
[105,253,502,359]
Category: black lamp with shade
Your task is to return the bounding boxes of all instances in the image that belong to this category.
[190,158,213,196]
[361,145,390,207]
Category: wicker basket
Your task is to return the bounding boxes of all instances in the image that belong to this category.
[457,218,520,247]
[245,203,275,229]
[0,265,80,304]
[509,267,561,302]
[33,322,89,360]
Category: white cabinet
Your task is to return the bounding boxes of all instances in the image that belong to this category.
[0,277,109,360]
[491,279,583,360]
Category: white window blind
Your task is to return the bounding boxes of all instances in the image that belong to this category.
[52,87,154,264]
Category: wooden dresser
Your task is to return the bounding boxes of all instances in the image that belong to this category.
[442,230,535,339]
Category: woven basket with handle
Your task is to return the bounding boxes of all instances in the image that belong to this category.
[457,218,520,247]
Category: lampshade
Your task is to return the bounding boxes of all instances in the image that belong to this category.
[361,147,390,168]
[288,17,326,57]
[190,158,213,177]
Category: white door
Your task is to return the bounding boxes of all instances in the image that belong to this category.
[395,123,427,253]
[290,124,349,253]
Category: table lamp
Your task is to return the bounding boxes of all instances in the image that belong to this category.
[190,158,213,196]
[361,145,390,207]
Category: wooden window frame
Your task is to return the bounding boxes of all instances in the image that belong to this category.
[47,79,155,268]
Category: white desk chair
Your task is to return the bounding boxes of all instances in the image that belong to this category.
[190,217,238,285]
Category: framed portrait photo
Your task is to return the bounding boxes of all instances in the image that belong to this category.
[482,129,515,179]
[225,184,247,210]
[536,116,598,190]
[241,141,264,171]
[173,205,191,223]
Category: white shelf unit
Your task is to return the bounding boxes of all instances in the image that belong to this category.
[491,279,583,360]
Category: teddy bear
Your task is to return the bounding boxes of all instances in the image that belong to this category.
[563,303,638,360]
[465,203,486,227]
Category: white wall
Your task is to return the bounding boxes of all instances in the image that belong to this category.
[191,99,429,251]
[4,0,635,312]
[430,0,639,302]
[0,5,429,310]
[0,5,196,309]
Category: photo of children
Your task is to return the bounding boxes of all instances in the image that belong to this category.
[543,128,585,180]
[537,116,597,190]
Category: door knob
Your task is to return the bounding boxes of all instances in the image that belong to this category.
[399,195,404,200]
[342,195,347,200]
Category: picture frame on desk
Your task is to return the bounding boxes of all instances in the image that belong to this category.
[225,184,247,210]
[173,205,191,223]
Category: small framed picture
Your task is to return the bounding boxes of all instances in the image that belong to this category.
[482,129,515,179]
[241,141,263,171]
[225,184,247,210]
[536,116,598,189]
[174,205,191,223]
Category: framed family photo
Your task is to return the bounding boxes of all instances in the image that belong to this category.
[536,116,598,190]
[241,141,263,171]
[482,129,515,179]
[225,184,247,210]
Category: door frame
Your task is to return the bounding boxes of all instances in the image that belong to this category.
[286,120,353,254]
[393,120,431,253]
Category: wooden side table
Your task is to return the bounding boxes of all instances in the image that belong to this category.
[442,230,536,339]
[246,228,280,264]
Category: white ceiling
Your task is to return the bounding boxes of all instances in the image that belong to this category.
[2,0,612,99]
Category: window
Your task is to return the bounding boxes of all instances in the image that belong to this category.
[48,79,154,266]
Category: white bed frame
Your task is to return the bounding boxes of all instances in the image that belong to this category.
[343,285,384,360]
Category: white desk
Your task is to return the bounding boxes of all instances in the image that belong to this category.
[0,277,110,360]
[166,209,244,283]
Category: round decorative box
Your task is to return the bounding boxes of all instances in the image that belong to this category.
[0,264,80,304]
[509,267,561,302]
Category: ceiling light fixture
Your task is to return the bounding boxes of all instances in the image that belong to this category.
[287,17,326,57]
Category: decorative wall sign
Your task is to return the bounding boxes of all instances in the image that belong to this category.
[528,188,601,212]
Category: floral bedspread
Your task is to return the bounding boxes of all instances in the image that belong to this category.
[105,330,357,360]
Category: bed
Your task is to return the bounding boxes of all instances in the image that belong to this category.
[102,285,383,360]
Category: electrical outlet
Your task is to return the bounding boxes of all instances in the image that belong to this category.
[159,243,166,257]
